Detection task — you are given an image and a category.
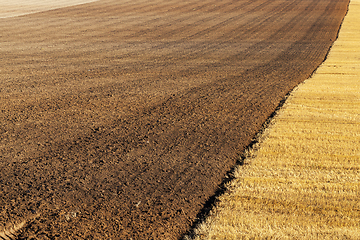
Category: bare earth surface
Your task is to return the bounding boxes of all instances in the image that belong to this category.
[0,0,349,239]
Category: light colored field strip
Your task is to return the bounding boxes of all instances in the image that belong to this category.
[0,0,98,18]
[187,0,360,239]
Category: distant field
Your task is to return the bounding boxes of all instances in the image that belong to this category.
[0,0,98,18]
[187,0,360,239]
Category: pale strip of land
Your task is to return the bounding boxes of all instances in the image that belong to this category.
[0,0,98,18]
[187,0,360,239]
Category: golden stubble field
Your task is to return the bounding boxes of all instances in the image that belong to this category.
[188,0,360,239]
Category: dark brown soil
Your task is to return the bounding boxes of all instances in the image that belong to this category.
[0,0,349,239]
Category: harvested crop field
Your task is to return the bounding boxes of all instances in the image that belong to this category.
[0,0,350,239]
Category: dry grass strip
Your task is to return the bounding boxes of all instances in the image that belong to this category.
[186,0,360,239]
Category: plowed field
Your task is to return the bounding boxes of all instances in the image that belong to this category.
[0,0,349,239]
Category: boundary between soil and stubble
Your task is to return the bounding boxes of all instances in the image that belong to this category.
[184,0,360,238]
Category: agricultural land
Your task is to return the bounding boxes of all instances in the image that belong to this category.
[0,0,351,239]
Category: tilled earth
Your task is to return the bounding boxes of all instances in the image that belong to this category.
[0,0,349,239]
